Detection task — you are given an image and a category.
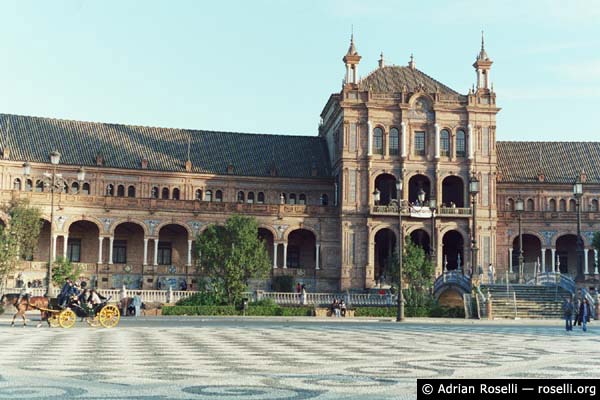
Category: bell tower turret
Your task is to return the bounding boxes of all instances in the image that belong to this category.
[343,34,361,86]
[473,32,493,91]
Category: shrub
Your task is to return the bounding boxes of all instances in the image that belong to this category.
[251,298,278,307]
[176,291,222,306]
[271,275,295,292]
[163,305,237,316]
[0,304,4,315]
[162,304,314,317]
[354,307,397,318]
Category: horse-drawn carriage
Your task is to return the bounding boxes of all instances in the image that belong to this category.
[1,292,120,328]
[44,297,121,329]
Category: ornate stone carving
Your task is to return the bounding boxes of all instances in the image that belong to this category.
[583,231,595,246]
[274,224,288,240]
[55,215,67,231]
[187,221,203,236]
[99,217,114,233]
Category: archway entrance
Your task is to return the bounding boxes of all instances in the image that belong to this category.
[410,229,430,255]
[374,228,396,286]
[374,174,397,205]
[556,234,577,275]
[287,229,316,269]
[258,228,275,266]
[512,234,542,277]
[34,220,51,262]
[408,175,431,205]
[67,221,100,264]
[442,176,464,207]
[442,230,464,271]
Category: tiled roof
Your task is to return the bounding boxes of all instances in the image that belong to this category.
[358,66,459,95]
[497,141,600,184]
[0,114,331,178]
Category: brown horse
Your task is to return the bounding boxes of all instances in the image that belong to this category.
[0,294,50,327]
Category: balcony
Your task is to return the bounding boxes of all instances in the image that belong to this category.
[371,204,471,218]
[1,190,336,217]
[497,210,599,222]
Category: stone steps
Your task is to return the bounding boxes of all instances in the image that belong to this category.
[482,284,571,319]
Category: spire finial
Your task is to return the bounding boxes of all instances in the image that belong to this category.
[408,53,416,70]
[481,30,485,52]
[378,52,385,69]
[478,30,489,61]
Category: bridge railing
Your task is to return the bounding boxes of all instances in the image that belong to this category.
[433,271,472,297]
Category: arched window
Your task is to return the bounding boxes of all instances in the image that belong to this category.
[161,188,169,199]
[299,194,307,205]
[257,192,265,204]
[128,185,136,198]
[215,190,223,202]
[13,178,21,190]
[527,198,534,211]
[559,199,566,211]
[507,198,514,211]
[289,193,297,205]
[82,182,90,195]
[237,191,245,203]
[172,188,180,200]
[549,199,556,211]
[373,127,384,155]
[35,180,44,192]
[71,182,79,194]
[205,190,213,202]
[106,184,114,196]
[569,199,576,212]
[591,199,599,212]
[456,130,466,157]
[440,129,450,156]
[117,185,125,197]
[195,189,202,200]
[151,186,159,199]
[25,179,33,191]
[247,192,255,204]
[389,128,399,155]
[321,194,329,206]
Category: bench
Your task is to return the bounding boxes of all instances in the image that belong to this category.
[313,307,354,317]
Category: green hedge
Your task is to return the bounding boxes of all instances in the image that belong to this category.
[0,305,4,315]
[162,305,314,317]
[354,306,464,318]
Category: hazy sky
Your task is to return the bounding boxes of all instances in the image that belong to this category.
[0,0,598,141]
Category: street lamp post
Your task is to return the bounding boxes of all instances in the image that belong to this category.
[469,173,479,278]
[395,179,404,322]
[429,197,436,267]
[573,177,585,282]
[515,197,524,283]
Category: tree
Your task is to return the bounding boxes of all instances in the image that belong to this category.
[593,232,600,269]
[51,257,83,287]
[0,200,42,291]
[196,215,271,305]
[388,236,435,309]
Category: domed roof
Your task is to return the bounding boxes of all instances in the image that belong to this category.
[358,65,459,95]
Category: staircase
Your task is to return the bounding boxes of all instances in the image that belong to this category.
[482,284,571,319]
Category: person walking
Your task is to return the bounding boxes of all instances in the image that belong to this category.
[578,298,592,332]
[562,297,574,332]
[488,263,494,284]
[132,292,142,317]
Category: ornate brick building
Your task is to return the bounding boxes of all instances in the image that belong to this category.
[1,36,599,291]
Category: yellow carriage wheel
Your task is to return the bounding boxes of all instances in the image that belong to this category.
[58,309,76,329]
[49,314,60,328]
[99,305,120,328]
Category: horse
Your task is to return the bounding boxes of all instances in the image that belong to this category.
[0,294,50,327]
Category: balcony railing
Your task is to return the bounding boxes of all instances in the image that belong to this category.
[497,210,599,222]
[371,204,471,218]
[0,191,336,216]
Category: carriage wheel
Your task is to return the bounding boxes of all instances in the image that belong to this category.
[59,309,76,329]
[99,305,120,328]
[49,314,60,328]
[86,316,100,327]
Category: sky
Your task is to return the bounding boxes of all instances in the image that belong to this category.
[0,0,598,141]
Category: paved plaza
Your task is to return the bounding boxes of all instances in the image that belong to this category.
[0,316,599,399]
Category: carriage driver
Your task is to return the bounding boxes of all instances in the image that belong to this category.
[17,282,32,307]
[58,278,79,307]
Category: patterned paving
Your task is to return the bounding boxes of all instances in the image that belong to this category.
[0,318,599,399]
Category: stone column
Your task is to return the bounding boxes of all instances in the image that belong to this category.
[273,243,278,269]
[316,243,321,270]
[400,122,407,158]
[51,235,58,262]
[541,248,546,272]
[143,238,148,266]
[595,249,599,274]
[63,235,69,259]
[98,237,104,264]
[584,249,589,275]
[434,123,440,159]
[367,121,373,156]
[551,248,556,272]
[153,239,159,266]
[467,124,474,160]
[108,236,114,265]
[283,243,288,269]
[508,248,513,273]
[187,240,193,267]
